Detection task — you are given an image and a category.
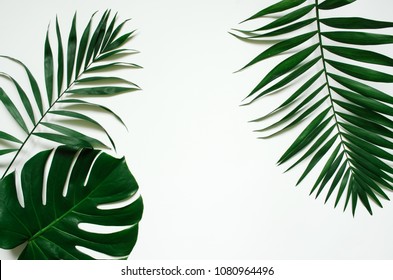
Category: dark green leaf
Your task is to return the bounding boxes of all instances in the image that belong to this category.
[234,0,393,214]
[233,18,314,38]
[104,31,135,52]
[297,135,338,185]
[0,88,29,134]
[321,17,393,29]
[44,28,54,105]
[101,12,117,51]
[239,32,317,71]
[355,177,386,206]
[349,144,393,177]
[340,123,393,149]
[85,11,109,68]
[0,149,17,156]
[325,161,347,203]
[256,84,325,130]
[327,60,393,82]
[351,162,393,192]
[241,0,306,22]
[353,180,372,215]
[0,146,143,259]
[76,76,138,87]
[334,169,350,207]
[324,45,393,67]
[332,87,393,116]
[254,4,315,31]
[75,15,93,78]
[246,44,318,101]
[259,95,329,138]
[355,177,383,210]
[315,152,345,198]
[322,31,393,45]
[352,163,392,193]
[58,98,127,129]
[344,175,354,212]
[41,122,108,148]
[107,19,130,46]
[286,126,336,172]
[310,145,341,194]
[0,73,35,124]
[343,133,393,161]
[337,112,393,138]
[350,154,393,188]
[351,164,392,190]
[251,70,323,122]
[347,148,393,181]
[85,62,142,73]
[250,18,317,38]
[318,0,356,10]
[278,109,332,164]
[329,73,393,104]
[67,13,77,86]
[93,11,110,58]
[0,131,22,144]
[67,86,138,95]
[96,48,138,61]
[33,133,92,148]
[334,99,393,129]
[49,110,116,150]
[248,56,321,104]
[0,56,43,116]
[270,97,328,137]
[55,17,64,97]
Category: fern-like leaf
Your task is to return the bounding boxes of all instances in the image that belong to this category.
[0,10,140,178]
[234,0,393,215]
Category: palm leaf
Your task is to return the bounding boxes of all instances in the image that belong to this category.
[0,72,36,124]
[0,10,140,178]
[67,13,77,86]
[58,98,128,129]
[0,131,22,144]
[44,26,54,105]
[55,17,64,97]
[0,88,29,134]
[0,146,143,260]
[234,0,393,215]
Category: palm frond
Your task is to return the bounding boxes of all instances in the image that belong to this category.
[234,0,393,215]
[0,10,140,178]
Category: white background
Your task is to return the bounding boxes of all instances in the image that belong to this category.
[0,0,393,260]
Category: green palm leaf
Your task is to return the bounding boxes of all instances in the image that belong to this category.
[234,0,393,215]
[0,10,140,178]
[0,146,143,260]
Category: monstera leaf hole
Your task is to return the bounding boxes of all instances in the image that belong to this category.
[0,146,143,260]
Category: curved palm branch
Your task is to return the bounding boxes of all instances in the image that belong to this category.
[233,0,393,215]
[0,10,140,179]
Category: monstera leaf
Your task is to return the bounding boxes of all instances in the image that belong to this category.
[0,10,140,178]
[0,146,143,259]
[234,0,393,215]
